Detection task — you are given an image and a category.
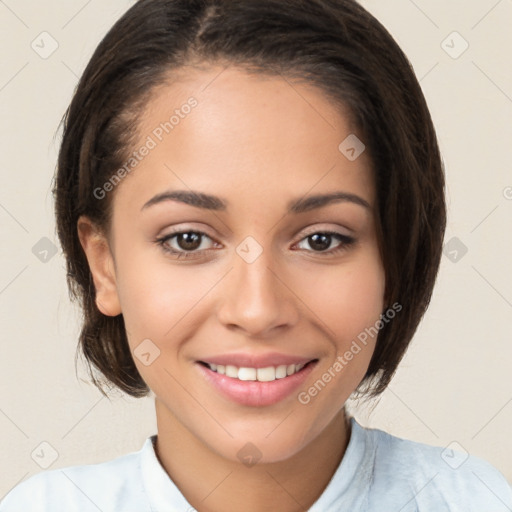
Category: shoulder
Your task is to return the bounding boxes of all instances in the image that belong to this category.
[0,439,151,512]
[356,421,512,511]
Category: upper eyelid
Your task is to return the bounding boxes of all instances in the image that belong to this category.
[159,220,354,237]
[299,224,353,238]
[158,226,353,248]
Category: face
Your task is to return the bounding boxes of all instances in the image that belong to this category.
[81,66,385,464]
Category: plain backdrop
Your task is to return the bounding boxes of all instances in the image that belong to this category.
[1,0,511,499]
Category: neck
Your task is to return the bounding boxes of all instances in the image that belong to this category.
[154,401,351,512]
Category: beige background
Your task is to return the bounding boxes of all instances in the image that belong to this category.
[1,0,511,500]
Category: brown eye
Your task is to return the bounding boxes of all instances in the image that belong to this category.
[295,231,356,254]
[175,232,202,251]
[307,233,332,251]
[156,230,216,258]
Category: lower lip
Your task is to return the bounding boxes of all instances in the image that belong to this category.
[196,361,317,407]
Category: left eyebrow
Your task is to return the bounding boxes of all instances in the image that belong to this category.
[287,192,371,214]
[140,189,371,213]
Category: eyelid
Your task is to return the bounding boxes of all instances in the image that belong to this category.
[157,223,352,245]
[295,223,354,241]
[155,230,218,261]
[155,223,356,262]
[157,223,218,240]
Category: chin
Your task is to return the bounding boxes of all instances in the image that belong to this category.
[212,418,322,465]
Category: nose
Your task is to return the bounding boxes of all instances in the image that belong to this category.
[215,246,300,338]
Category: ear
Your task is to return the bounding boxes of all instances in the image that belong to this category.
[77,215,122,317]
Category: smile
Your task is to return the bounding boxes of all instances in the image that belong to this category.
[200,362,310,382]
[196,357,318,407]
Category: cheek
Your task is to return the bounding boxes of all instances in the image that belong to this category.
[120,275,208,345]
[114,259,214,393]
[294,255,385,425]
[299,252,386,345]
[294,249,385,404]
[112,241,203,340]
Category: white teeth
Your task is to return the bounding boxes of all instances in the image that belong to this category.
[238,367,257,381]
[257,367,276,382]
[225,365,238,378]
[206,362,308,381]
[275,365,287,379]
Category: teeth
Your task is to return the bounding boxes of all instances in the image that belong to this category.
[206,362,307,381]
[275,365,287,379]
[257,367,276,382]
[238,367,257,381]
[225,365,238,378]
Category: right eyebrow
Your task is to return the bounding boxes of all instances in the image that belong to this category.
[141,190,227,211]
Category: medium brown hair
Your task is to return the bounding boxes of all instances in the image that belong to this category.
[53,0,446,398]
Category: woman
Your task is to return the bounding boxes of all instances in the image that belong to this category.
[2,0,510,510]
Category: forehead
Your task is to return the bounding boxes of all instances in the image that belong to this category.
[116,65,375,212]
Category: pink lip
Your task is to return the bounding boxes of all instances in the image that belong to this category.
[198,352,314,369]
[196,359,318,407]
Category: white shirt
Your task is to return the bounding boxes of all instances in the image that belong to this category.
[1,417,511,511]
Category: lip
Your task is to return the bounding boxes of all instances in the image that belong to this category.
[198,352,314,369]
[196,357,318,407]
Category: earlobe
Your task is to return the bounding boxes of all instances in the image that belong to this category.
[77,216,122,317]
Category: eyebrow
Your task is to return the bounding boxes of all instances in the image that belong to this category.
[141,189,371,213]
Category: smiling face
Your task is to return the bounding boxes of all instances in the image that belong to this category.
[79,65,386,464]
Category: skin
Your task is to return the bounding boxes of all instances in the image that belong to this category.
[78,65,386,512]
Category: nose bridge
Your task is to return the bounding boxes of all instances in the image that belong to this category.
[216,240,298,336]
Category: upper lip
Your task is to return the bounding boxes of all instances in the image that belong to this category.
[198,352,317,369]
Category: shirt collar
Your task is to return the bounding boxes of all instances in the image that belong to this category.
[140,434,193,511]
[303,416,374,511]
[140,416,372,511]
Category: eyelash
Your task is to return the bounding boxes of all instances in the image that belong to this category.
[154,229,356,260]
